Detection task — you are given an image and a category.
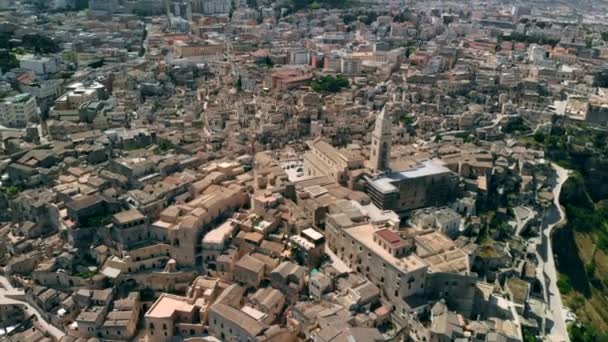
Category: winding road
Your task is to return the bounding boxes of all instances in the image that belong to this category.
[0,275,66,340]
[532,163,570,342]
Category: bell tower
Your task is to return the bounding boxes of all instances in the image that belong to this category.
[370,107,392,172]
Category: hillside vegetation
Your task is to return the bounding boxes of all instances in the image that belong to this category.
[525,119,608,339]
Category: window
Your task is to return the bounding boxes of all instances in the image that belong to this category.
[163,324,167,330]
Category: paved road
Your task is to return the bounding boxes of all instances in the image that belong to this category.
[545,164,570,342]
[0,275,66,340]
[533,164,570,342]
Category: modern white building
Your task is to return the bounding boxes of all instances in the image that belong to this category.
[50,81,107,122]
[192,0,231,15]
[289,50,310,65]
[0,93,38,128]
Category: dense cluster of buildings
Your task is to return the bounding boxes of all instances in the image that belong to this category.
[1,0,608,341]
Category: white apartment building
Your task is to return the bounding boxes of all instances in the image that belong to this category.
[0,93,38,128]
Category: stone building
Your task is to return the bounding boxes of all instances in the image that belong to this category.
[325,218,428,324]
[365,159,459,216]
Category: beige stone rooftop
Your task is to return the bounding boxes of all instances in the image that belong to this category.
[236,254,265,273]
[113,209,144,224]
[145,293,196,319]
[203,219,237,245]
[210,303,266,337]
[415,231,469,274]
[344,223,427,273]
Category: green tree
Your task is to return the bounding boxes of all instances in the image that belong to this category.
[311,74,349,93]
[308,1,320,9]
[1,185,20,199]
[533,131,546,143]
[558,274,572,294]
[400,114,414,126]
[235,75,242,91]
[523,328,539,342]
[568,323,604,342]
[0,50,19,73]
[22,34,60,54]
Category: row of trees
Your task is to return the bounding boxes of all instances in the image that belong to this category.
[500,32,560,47]
[290,0,348,12]
[0,32,61,72]
[0,32,61,54]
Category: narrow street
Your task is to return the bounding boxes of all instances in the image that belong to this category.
[0,275,66,340]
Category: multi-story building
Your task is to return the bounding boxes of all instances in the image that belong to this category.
[365,159,459,215]
[150,184,249,268]
[341,57,362,75]
[0,93,38,127]
[89,0,118,15]
[270,69,312,91]
[192,0,231,14]
[201,219,238,272]
[234,254,265,289]
[288,50,310,65]
[173,40,225,60]
[19,55,60,76]
[303,138,365,186]
[326,214,471,324]
[18,79,64,115]
[51,82,107,122]
[208,303,268,341]
[145,293,204,342]
[325,218,428,322]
